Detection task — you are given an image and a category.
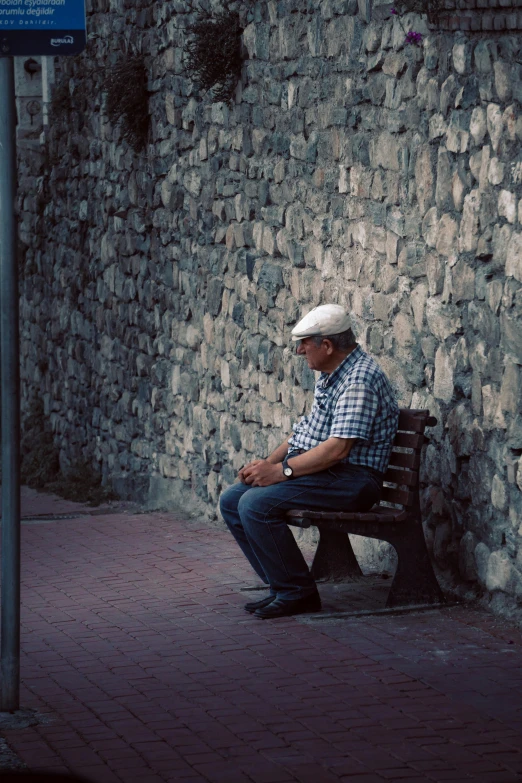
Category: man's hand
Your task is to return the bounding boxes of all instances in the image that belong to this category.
[238,459,263,483]
[239,459,287,487]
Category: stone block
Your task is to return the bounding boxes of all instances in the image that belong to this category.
[433,521,452,566]
[456,79,479,111]
[421,437,441,484]
[500,362,520,414]
[474,41,492,74]
[498,190,517,224]
[422,206,439,249]
[485,279,502,315]
[491,474,508,511]
[459,531,478,581]
[385,231,400,264]
[426,252,444,296]
[393,312,415,348]
[386,208,405,237]
[290,132,318,163]
[225,225,237,251]
[369,224,387,254]
[478,146,490,195]
[426,298,462,341]
[435,150,453,211]
[326,15,360,58]
[482,384,506,429]
[364,20,382,52]
[474,542,491,585]
[449,172,467,214]
[429,113,447,141]
[486,103,503,153]
[501,311,522,364]
[206,278,224,317]
[469,150,482,183]
[446,402,474,458]
[439,75,456,117]
[469,106,487,146]
[492,223,513,265]
[452,260,475,303]
[411,283,428,331]
[380,264,399,294]
[257,262,284,302]
[424,38,438,70]
[350,164,373,198]
[351,221,368,249]
[453,42,471,75]
[398,243,425,278]
[503,105,517,141]
[488,157,505,186]
[434,346,455,403]
[486,550,515,592]
[358,0,372,23]
[415,145,435,216]
[435,214,459,257]
[338,166,350,194]
[369,132,401,171]
[183,170,201,198]
[382,52,407,78]
[367,51,384,72]
[458,189,481,252]
[373,292,395,321]
[494,60,512,102]
[307,14,324,57]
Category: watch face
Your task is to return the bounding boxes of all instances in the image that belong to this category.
[283,467,293,477]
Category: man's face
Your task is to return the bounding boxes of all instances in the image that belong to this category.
[296,337,330,371]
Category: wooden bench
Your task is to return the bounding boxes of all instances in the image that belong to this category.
[286,409,445,609]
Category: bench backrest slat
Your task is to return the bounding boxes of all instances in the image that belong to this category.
[383,466,417,487]
[388,451,421,470]
[393,432,425,450]
[397,409,430,433]
[381,485,414,506]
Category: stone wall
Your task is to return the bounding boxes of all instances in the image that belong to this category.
[17,0,522,615]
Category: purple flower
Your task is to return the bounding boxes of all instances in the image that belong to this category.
[405,30,423,44]
[390,7,398,13]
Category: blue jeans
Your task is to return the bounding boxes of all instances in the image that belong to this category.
[219,463,382,601]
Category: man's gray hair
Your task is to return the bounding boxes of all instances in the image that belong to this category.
[312,328,356,351]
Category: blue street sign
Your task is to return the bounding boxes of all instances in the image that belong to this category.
[0,0,86,56]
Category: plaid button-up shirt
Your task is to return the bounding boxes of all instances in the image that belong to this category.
[287,345,399,475]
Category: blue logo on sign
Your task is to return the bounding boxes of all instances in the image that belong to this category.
[50,33,73,45]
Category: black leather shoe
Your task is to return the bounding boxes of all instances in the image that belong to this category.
[254,591,321,619]
[244,594,277,613]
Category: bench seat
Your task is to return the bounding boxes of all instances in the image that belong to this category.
[288,507,408,525]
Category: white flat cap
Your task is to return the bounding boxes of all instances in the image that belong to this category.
[291,304,353,342]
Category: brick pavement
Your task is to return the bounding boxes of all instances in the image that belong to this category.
[1,489,522,783]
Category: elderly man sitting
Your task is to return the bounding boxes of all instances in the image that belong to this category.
[219,304,399,619]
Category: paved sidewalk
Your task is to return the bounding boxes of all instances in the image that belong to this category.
[1,489,522,783]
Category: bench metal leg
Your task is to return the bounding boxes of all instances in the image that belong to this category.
[311,529,363,581]
[385,522,445,608]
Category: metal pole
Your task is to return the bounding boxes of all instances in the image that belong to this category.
[0,55,21,713]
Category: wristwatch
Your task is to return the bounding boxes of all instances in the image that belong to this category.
[282,457,294,479]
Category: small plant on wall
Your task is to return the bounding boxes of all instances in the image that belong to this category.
[183,7,243,104]
[104,53,150,153]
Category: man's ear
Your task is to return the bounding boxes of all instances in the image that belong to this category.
[323,339,334,354]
